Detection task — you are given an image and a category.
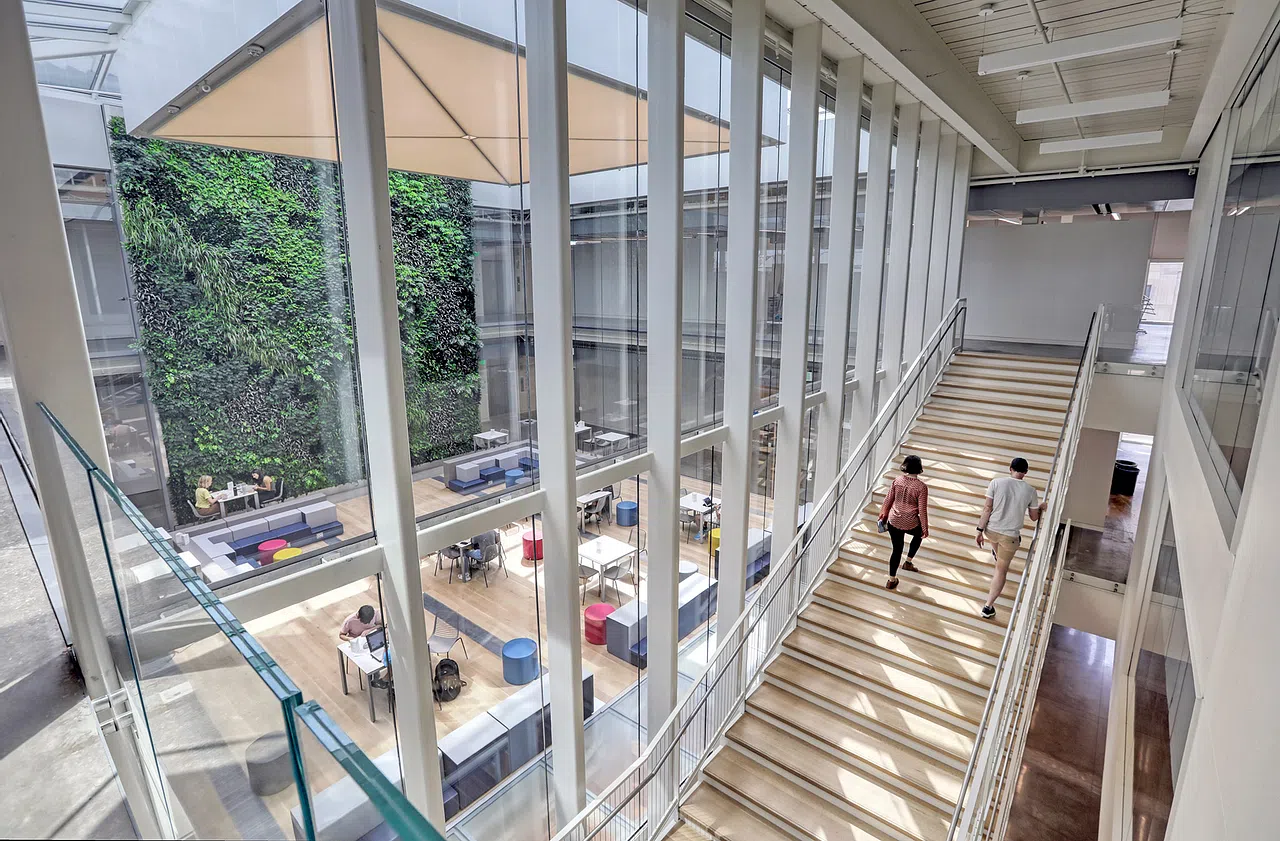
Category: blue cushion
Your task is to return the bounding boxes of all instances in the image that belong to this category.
[448,477,486,492]
[479,466,506,481]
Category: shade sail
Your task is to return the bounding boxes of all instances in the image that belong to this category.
[151,6,731,185]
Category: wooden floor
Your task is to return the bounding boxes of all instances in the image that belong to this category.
[677,351,1079,841]
[158,469,776,837]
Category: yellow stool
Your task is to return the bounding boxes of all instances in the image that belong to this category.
[709,528,721,554]
[272,547,303,564]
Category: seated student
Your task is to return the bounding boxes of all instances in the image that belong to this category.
[339,604,382,641]
[250,469,279,503]
[194,475,219,517]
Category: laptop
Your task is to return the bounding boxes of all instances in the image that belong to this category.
[365,627,387,660]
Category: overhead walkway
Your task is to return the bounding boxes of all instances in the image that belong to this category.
[675,352,1078,841]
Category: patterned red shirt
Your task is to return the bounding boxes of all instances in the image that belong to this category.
[879,474,930,535]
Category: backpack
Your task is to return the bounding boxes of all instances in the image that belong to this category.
[433,658,466,703]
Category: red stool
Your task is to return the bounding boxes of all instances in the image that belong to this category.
[584,603,614,645]
[257,538,288,564]
[522,530,543,560]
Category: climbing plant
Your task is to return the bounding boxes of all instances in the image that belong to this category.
[109,119,481,522]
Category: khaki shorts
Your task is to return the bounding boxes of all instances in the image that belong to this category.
[986,529,1021,564]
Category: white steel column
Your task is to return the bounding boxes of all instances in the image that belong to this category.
[813,56,865,507]
[0,7,165,836]
[717,0,766,636]
[771,21,823,563]
[923,129,958,333]
[944,139,973,305]
[880,102,921,394]
[644,0,684,741]
[847,81,896,443]
[901,117,940,366]
[327,0,443,823]
[524,0,587,820]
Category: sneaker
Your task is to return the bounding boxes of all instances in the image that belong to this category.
[980,605,996,620]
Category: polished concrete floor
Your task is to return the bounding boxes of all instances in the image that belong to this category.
[1132,650,1177,841]
[1005,624,1115,841]
[1064,435,1151,584]
[0,369,136,839]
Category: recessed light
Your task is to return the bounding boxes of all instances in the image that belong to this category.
[978,3,996,16]
[200,81,212,93]
[462,134,477,140]
[247,44,265,57]
[1016,70,1031,81]
[166,104,180,115]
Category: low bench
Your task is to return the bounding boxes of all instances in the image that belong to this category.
[606,574,717,668]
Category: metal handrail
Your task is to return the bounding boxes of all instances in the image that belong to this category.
[552,299,968,841]
[945,307,1104,840]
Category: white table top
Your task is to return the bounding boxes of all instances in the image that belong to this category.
[594,431,629,444]
[574,421,591,433]
[474,429,508,442]
[579,534,637,569]
[338,640,387,676]
[213,485,257,502]
[679,492,720,513]
[576,489,612,507]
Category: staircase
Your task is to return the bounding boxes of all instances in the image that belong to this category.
[672,351,1079,841]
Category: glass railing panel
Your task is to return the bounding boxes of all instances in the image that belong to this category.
[294,701,445,841]
[44,410,177,837]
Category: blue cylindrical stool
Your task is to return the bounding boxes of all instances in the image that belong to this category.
[502,637,538,685]
[505,468,524,488]
[615,500,639,527]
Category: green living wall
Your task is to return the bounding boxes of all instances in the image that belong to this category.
[109,119,481,522]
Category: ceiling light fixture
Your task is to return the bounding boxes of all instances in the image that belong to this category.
[462,134,477,140]
[978,18,1181,75]
[1040,130,1164,155]
[247,44,265,57]
[1017,90,1170,124]
[978,3,996,16]
[1111,212,1122,221]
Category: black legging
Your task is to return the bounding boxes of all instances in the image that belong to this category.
[887,523,923,577]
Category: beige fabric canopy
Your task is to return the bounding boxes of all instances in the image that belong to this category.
[154,7,730,184]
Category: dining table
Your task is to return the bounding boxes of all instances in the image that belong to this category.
[211,484,258,517]
[576,489,613,531]
[578,534,638,596]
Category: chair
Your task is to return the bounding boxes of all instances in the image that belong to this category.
[628,527,646,589]
[476,543,502,588]
[187,500,220,523]
[579,562,601,604]
[679,509,698,542]
[257,478,284,507]
[583,498,610,531]
[438,544,463,578]
[600,554,636,605]
[428,614,469,660]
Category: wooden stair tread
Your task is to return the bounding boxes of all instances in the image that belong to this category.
[870,486,1016,521]
[905,430,1056,462]
[940,373,1074,398]
[928,393,1067,422]
[918,408,1063,440]
[903,439,1053,472]
[784,627,988,722]
[932,385,1069,411]
[859,503,1022,544]
[946,363,1077,387]
[828,560,1011,628]
[909,420,1060,454]
[766,654,975,762]
[727,715,952,841]
[801,602,996,689]
[844,531,1027,577]
[681,784,793,841]
[838,546,1020,601]
[813,580,1004,658]
[956,351,1079,370]
[704,749,886,841]
[881,468,1041,501]
[747,684,964,805]
[903,450,1051,485]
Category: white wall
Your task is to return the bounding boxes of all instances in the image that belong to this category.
[959,217,1154,347]
[1064,428,1120,530]
[38,92,109,171]
[1165,357,1280,841]
[1085,373,1162,435]
[1054,581,1123,639]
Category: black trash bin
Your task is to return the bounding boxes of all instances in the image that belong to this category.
[1111,459,1140,496]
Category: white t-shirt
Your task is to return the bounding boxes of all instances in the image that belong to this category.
[985,476,1038,536]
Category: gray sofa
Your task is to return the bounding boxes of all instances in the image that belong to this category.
[186,500,342,583]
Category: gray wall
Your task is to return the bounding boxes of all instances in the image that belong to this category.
[959,217,1154,348]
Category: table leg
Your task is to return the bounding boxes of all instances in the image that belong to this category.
[339,651,349,695]
[368,678,376,723]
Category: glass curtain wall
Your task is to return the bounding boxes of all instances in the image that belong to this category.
[1184,45,1280,509]
[1128,508,1195,841]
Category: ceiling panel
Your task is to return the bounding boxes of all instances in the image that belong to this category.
[913,0,1231,162]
